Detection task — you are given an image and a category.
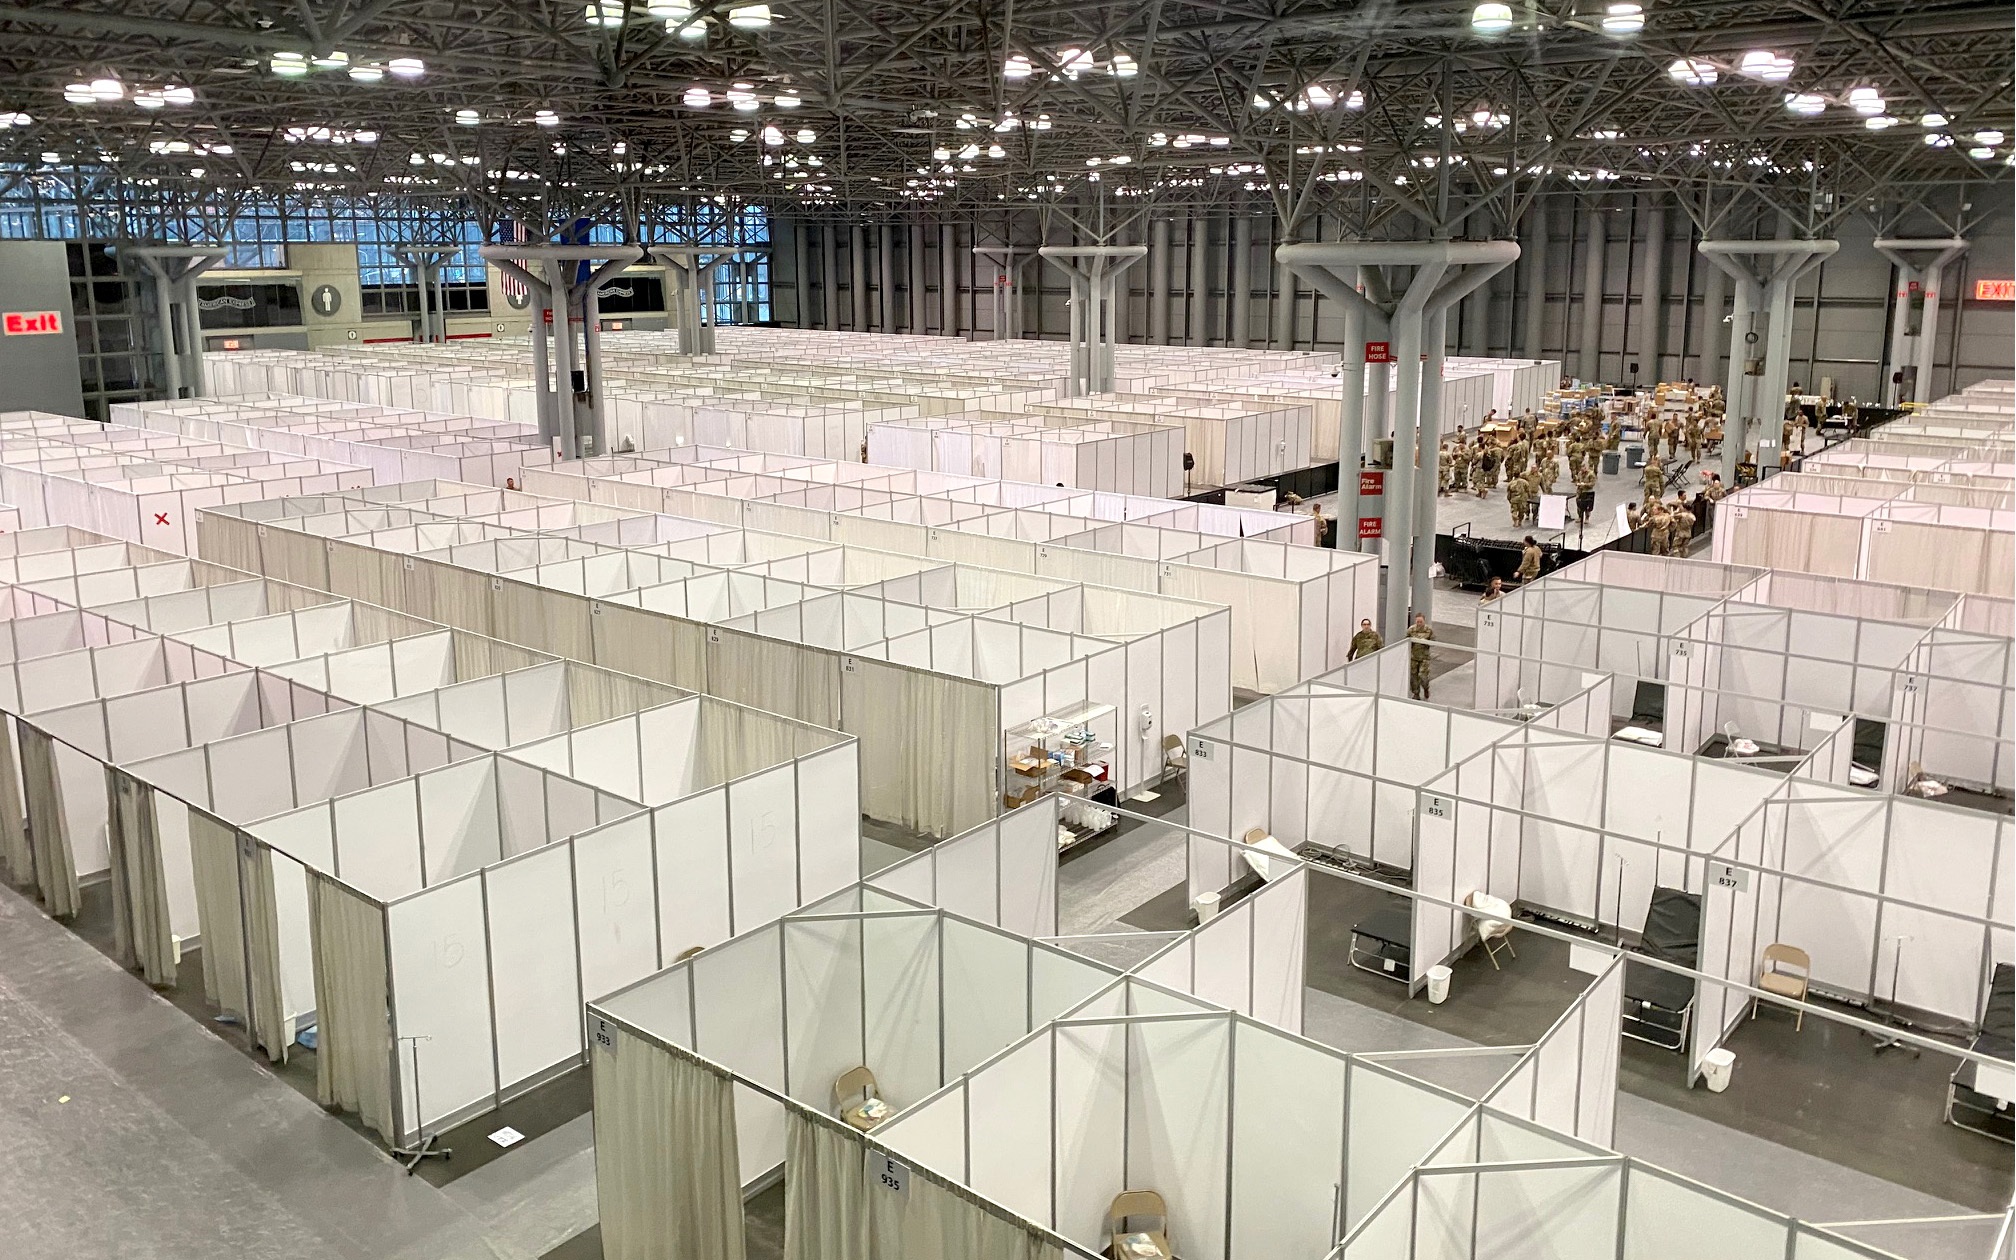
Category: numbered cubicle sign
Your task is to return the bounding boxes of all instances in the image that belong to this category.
[1709,861,1750,894]
[590,1015,617,1053]
[872,1153,909,1195]
[1188,736,1214,762]
[1422,794,1452,820]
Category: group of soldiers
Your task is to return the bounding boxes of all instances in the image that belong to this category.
[1438,408,1621,529]
[1347,613,1438,701]
[1625,472,1726,556]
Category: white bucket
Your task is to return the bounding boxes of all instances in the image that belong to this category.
[1192,892,1221,924]
[1701,1048,1736,1092]
[1426,965,1453,1004]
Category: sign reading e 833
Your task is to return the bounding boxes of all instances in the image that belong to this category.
[3,311,64,336]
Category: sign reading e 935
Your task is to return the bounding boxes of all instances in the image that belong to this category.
[3,311,64,336]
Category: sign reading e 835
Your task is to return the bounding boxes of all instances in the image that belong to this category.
[3,311,64,336]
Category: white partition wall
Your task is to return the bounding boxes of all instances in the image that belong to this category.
[1478,957,1624,1146]
[588,901,1123,1187]
[1134,863,1309,1032]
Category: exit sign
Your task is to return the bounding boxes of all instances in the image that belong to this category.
[1975,279,2016,301]
[3,311,63,336]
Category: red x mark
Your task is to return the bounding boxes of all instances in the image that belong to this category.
[153,513,170,526]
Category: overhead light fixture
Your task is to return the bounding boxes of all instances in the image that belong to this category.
[1003,55,1033,80]
[0,111,30,127]
[775,92,801,107]
[1864,115,1898,130]
[1846,86,1884,115]
[1975,130,2005,145]
[585,1,625,25]
[1924,132,1953,147]
[931,145,951,160]
[1667,57,1717,86]
[455,107,480,125]
[133,89,165,109]
[1111,52,1138,78]
[1738,50,1794,82]
[388,56,425,78]
[1784,93,1824,116]
[1600,2,1643,35]
[727,3,771,27]
[795,128,816,142]
[1918,112,1947,128]
[1303,83,1335,109]
[310,49,349,69]
[271,52,309,77]
[682,87,712,107]
[162,84,193,104]
[349,61,384,82]
[987,143,1005,158]
[1471,3,1514,35]
[761,124,785,145]
[535,108,561,126]
[89,77,124,100]
[728,84,759,110]
[1032,114,1051,130]
[1251,93,1272,110]
[63,83,94,103]
[1058,48,1093,77]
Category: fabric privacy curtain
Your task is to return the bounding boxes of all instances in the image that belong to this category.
[309,873,395,1142]
[784,1105,870,1260]
[593,1027,747,1260]
[867,1157,1065,1260]
[188,809,250,1022]
[106,768,177,986]
[18,725,79,918]
[241,842,293,1063]
[0,716,31,890]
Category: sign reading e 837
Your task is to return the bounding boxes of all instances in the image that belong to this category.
[3,311,64,336]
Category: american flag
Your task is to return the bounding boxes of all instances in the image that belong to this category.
[497,218,529,303]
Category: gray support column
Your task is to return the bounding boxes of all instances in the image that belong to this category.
[1414,308,1449,617]
[1280,241,1517,636]
[1875,239,1970,403]
[878,225,896,332]
[939,223,957,335]
[546,259,580,455]
[530,288,553,445]
[1039,246,1146,397]
[1338,296,1365,548]
[791,225,810,327]
[1696,253,1726,384]
[849,225,867,330]
[1274,246,1297,350]
[128,246,227,401]
[582,284,605,453]
[908,223,926,333]
[822,227,840,330]
[1149,219,1172,344]
[1579,204,1607,382]
[1521,202,1548,359]
[1699,239,1837,479]
[153,274,183,400]
[1230,217,1253,346]
[1638,198,1667,382]
[1187,218,1213,344]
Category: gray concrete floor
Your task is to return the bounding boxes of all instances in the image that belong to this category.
[0,879,598,1260]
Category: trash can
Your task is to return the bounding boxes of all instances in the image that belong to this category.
[1192,892,1221,924]
[1701,1048,1735,1092]
[1625,445,1646,469]
[1426,965,1453,1005]
[1601,450,1621,476]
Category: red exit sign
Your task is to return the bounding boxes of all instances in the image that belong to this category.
[1975,279,2016,301]
[3,311,64,336]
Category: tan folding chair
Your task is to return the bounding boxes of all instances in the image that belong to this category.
[833,1066,885,1131]
[1161,734,1188,788]
[1751,943,1811,1031]
[1105,1190,1173,1259]
[1466,891,1518,969]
